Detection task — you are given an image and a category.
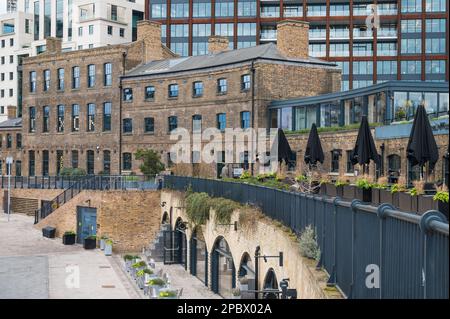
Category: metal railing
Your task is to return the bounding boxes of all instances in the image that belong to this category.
[164,175,449,299]
[2,175,157,190]
[33,175,158,224]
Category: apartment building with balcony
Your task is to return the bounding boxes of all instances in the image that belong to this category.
[144,0,449,90]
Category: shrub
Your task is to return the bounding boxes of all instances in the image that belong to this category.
[132,261,147,268]
[240,171,252,179]
[299,225,321,261]
[355,177,373,190]
[159,290,177,298]
[123,255,134,261]
[60,167,86,176]
[335,178,348,187]
[232,288,241,296]
[373,176,388,189]
[211,198,239,225]
[434,191,449,203]
[147,278,165,286]
[64,231,76,236]
[185,192,211,225]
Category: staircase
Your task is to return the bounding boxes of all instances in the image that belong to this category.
[144,223,171,262]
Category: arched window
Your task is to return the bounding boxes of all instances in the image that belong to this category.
[211,237,235,297]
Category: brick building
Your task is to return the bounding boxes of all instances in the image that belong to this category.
[0,105,23,176]
[19,21,176,176]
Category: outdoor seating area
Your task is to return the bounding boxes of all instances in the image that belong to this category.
[123,255,183,299]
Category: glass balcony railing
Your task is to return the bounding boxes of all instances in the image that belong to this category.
[353,30,373,38]
[260,31,277,40]
[378,29,397,37]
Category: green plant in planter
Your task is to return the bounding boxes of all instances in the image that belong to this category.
[266,172,276,179]
[240,171,251,179]
[159,290,177,298]
[100,235,108,240]
[256,173,267,181]
[355,178,373,190]
[147,278,166,286]
[136,268,153,277]
[132,261,147,268]
[105,239,113,245]
[295,175,308,183]
[390,184,406,194]
[335,179,348,187]
[232,288,241,296]
[123,255,134,261]
[86,235,97,240]
[64,231,76,236]
[433,191,449,203]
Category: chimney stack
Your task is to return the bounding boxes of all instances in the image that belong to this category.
[45,37,62,54]
[276,20,310,59]
[208,36,229,54]
[7,105,17,119]
[137,20,164,62]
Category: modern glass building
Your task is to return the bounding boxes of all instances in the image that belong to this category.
[144,0,449,90]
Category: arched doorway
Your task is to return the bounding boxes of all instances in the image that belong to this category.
[262,268,279,299]
[162,217,187,269]
[162,212,169,225]
[190,226,208,286]
[238,253,255,299]
[388,154,401,183]
[211,237,235,297]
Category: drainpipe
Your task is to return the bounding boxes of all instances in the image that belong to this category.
[119,52,127,175]
[251,60,256,176]
[254,245,261,299]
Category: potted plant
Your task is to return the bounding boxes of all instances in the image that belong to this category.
[100,235,108,250]
[83,235,97,250]
[62,231,76,245]
[231,288,241,299]
[342,182,355,200]
[433,188,449,220]
[131,260,147,279]
[409,180,425,213]
[104,239,113,256]
[158,289,178,299]
[123,255,135,272]
[334,178,348,198]
[390,176,407,208]
[147,277,166,297]
[372,177,388,205]
[136,268,154,289]
[355,176,373,203]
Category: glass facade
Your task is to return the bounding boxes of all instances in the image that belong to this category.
[145,0,448,88]
[269,82,448,131]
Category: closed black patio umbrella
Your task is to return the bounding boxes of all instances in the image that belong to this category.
[277,129,294,165]
[406,104,439,179]
[351,115,380,173]
[304,123,324,166]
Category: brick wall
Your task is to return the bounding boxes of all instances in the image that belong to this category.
[35,190,162,253]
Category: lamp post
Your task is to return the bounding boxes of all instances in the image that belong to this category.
[6,156,13,222]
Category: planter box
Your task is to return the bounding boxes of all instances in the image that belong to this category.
[398,192,413,212]
[343,185,356,200]
[392,192,399,208]
[379,189,393,205]
[83,238,97,250]
[438,201,449,220]
[355,188,372,203]
[100,239,106,250]
[42,227,56,239]
[125,260,132,272]
[62,234,76,245]
[104,243,112,256]
[371,189,380,205]
[326,184,337,197]
[311,181,320,194]
[417,195,438,215]
[319,184,327,196]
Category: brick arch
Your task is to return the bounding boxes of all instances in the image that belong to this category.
[238,252,254,278]
[210,236,236,296]
[161,211,169,225]
[262,268,279,299]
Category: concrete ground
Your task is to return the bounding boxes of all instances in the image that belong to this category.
[0,212,220,299]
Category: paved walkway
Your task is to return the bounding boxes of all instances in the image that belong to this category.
[0,212,221,299]
[0,213,131,299]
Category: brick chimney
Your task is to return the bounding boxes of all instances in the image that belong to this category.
[208,36,229,54]
[45,37,62,54]
[137,20,164,62]
[277,20,309,59]
[7,105,17,119]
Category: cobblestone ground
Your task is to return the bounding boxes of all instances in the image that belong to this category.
[1,212,221,299]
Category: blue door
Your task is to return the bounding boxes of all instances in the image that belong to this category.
[76,206,97,244]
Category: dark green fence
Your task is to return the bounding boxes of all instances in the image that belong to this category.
[164,175,449,299]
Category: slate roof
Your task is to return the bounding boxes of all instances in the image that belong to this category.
[125,43,338,78]
[0,118,22,129]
